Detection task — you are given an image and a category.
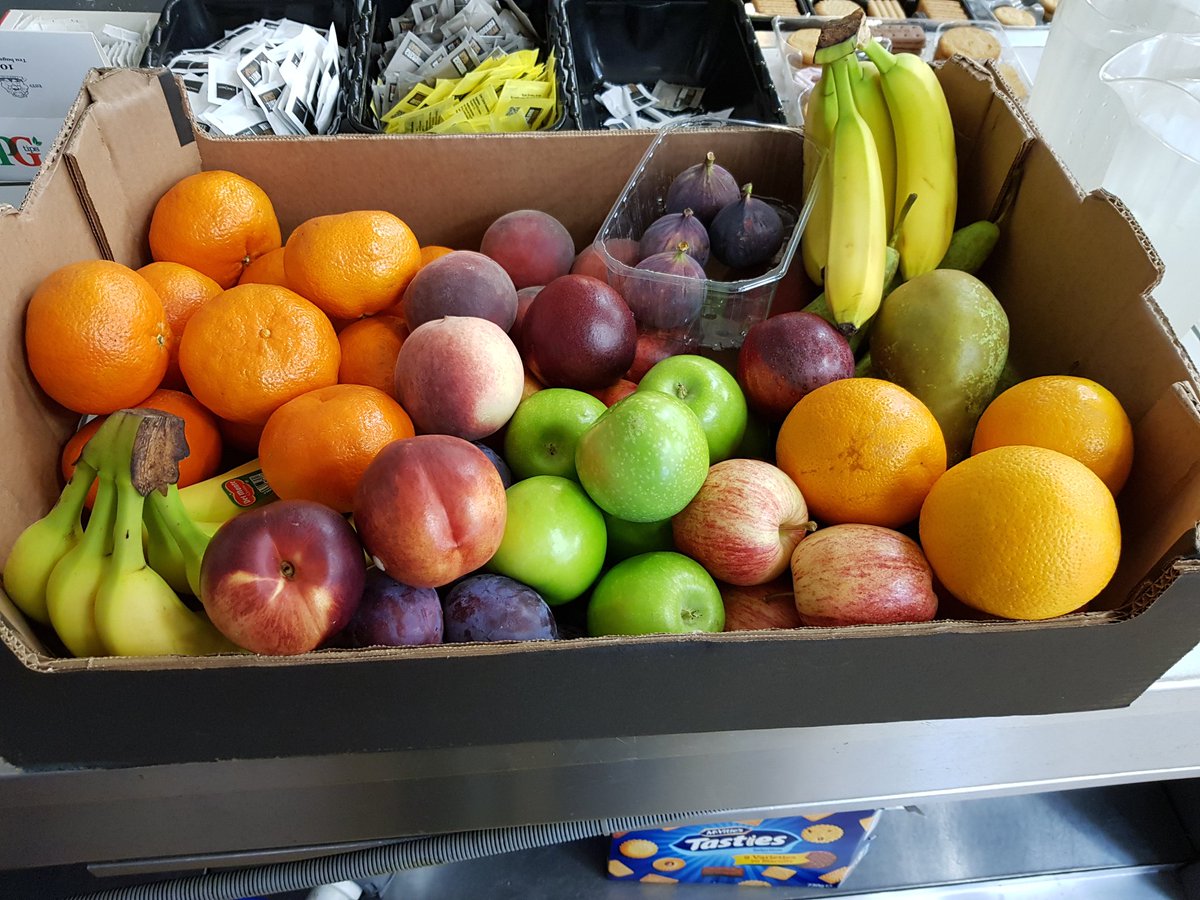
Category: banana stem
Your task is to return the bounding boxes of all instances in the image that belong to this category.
[891,192,918,247]
[44,459,98,541]
[862,38,894,74]
[107,417,151,578]
[831,55,857,120]
[147,484,212,597]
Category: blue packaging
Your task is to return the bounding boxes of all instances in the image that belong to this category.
[606,812,879,887]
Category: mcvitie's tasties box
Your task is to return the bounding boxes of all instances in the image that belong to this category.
[607,813,879,887]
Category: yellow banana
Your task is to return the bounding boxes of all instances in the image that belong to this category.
[851,60,897,232]
[178,458,276,525]
[825,53,888,332]
[800,65,838,287]
[863,38,957,281]
[1,459,95,625]
[45,472,117,657]
[92,412,235,657]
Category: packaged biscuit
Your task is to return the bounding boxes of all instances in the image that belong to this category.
[606,813,879,888]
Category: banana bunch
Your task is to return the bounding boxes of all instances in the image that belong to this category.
[801,11,960,329]
[3,409,245,657]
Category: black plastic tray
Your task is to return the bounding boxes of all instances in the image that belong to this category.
[556,0,785,131]
[144,0,357,132]
[345,0,571,132]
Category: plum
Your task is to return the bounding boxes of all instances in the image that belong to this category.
[737,311,854,420]
[571,238,641,285]
[638,209,710,266]
[523,274,637,390]
[710,184,784,270]
[443,574,559,642]
[341,569,443,647]
[481,210,575,289]
[622,243,707,331]
[473,440,513,488]
[509,285,542,351]
[666,151,740,224]
[402,250,518,331]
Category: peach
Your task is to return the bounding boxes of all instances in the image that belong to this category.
[402,250,518,331]
[480,209,575,289]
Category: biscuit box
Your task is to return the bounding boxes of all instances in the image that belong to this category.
[1,59,1200,772]
[607,814,880,887]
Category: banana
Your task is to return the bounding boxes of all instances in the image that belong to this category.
[800,64,838,287]
[800,244,899,355]
[92,411,235,657]
[178,458,275,525]
[851,60,898,231]
[143,496,191,596]
[824,52,888,332]
[2,459,95,625]
[45,472,117,657]
[146,483,218,599]
[863,38,957,281]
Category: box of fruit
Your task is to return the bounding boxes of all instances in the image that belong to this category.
[0,56,1196,770]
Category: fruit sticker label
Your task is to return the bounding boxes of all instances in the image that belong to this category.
[222,469,273,508]
[607,814,879,887]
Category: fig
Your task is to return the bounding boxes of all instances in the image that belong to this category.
[709,184,785,271]
[638,208,710,266]
[666,151,740,224]
[622,242,707,331]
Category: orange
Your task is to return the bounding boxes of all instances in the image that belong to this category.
[971,375,1134,495]
[919,445,1121,620]
[136,261,223,390]
[149,170,282,288]
[61,389,223,506]
[25,260,168,414]
[179,283,339,425]
[259,384,415,512]
[238,247,290,288]
[420,245,453,266]
[776,378,946,527]
[337,316,408,397]
[284,210,420,319]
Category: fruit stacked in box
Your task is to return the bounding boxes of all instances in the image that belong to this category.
[2,13,1131,658]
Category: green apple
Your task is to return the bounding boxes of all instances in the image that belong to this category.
[604,512,674,562]
[575,391,709,523]
[637,355,747,463]
[503,388,607,481]
[488,475,606,605]
[587,552,724,636]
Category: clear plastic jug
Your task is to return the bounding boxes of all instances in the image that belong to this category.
[1099,33,1200,337]
[1028,0,1200,191]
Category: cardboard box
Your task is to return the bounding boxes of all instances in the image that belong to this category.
[606,813,879,887]
[0,12,158,182]
[0,65,1198,769]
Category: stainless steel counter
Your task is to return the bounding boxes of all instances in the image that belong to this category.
[4,644,1200,874]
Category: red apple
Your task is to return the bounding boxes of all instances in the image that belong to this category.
[523,274,637,390]
[626,332,683,382]
[590,379,637,406]
[394,316,524,440]
[353,435,507,588]
[673,459,813,585]
[790,524,938,626]
[737,312,854,421]
[721,576,802,631]
[199,500,366,655]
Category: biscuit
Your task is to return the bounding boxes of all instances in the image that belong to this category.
[802,823,845,843]
[814,0,861,15]
[997,63,1029,99]
[702,866,746,878]
[802,812,832,821]
[762,865,797,880]
[620,839,659,859]
[821,866,850,884]
[785,29,821,67]
[936,26,1003,60]
[918,0,969,19]
[859,815,878,832]
[608,859,634,878]
[739,881,771,887]
[752,0,802,13]
[653,857,686,872]
[800,850,839,868]
[867,0,906,17]
[1041,0,1056,18]
[641,873,679,884]
[993,4,1036,25]
[739,819,763,826]
[872,23,926,53]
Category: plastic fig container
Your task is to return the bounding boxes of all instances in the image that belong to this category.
[594,117,821,352]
